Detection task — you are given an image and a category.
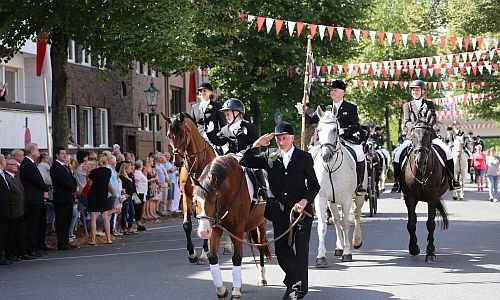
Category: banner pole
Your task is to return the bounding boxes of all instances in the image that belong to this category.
[300,36,313,150]
[43,76,52,157]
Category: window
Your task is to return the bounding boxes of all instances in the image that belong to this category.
[67,105,78,142]
[82,107,93,147]
[68,40,75,62]
[171,88,182,115]
[147,65,152,76]
[4,68,17,102]
[98,56,107,69]
[143,63,148,76]
[82,48,91,65]
[140,112,149,131]
[136,61,140,74]
[99,109,108,147]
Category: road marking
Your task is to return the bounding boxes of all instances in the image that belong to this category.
[32,248,187,261]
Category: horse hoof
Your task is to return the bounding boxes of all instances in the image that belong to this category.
[409,245,420,256]
[334,249,343,256]
[353,241,363,249]
[257,280,267,287]
[197,257,209,265]
[188,251,199,264]
[425,255,437,263]
[341,254,353,262]
[460,197,464,201]
[231,287,242,299]
[453,196,458,200]
[315,257,327,267]
[217,286,228,299]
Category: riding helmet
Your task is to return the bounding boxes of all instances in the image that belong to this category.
[274,121,294,136]
[220,98,245,115]
[198,82,214,91]
[409,80,426,90]
[330,80,347,91]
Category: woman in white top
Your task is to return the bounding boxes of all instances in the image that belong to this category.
[134,160,149,231]
[37,153,55,233]
[485,147,500,202]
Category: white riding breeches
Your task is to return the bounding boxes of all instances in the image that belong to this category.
[344,141,365,162]
[394,138,452,163]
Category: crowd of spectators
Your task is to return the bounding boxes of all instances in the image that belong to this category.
[0,143,181,265]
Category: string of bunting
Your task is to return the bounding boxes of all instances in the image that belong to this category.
[240,13,500,51]
[436,123,498,129]
[391,93,490,107]
[316,78,491,90]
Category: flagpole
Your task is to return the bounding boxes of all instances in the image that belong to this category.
[300,36,313,150]
[43,76,52,157]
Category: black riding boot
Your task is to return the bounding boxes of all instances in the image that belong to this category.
[255,169,268,201]
[391,162,401,193]
[446,159,460,190]
[356,161,366,194]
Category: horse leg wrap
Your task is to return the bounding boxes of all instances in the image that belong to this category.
[210,263,224,287]
[232,265,242,288]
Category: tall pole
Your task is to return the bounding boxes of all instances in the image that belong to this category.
[152,109,156,155]
[43,77,52,157]
[300,36,313,150]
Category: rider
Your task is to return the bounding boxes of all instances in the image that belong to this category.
[296,79,366,194]
[391,80,460,193]
[367,126,384,149]
[445,120,465,146]
[190,82,227,153]
[206,98,268,201]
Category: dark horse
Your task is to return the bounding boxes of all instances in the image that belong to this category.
[162,112,214,264]
[194,155,272,299]
[401,121,449,263]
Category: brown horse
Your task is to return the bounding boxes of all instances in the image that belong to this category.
[194,155,272,299]
[401,121,449,263]
[163,112,215,264]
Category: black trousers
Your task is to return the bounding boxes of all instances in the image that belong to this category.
[24,203,46,253]
[273,214,313,296]
[0,215,8,255]
[6,216,27,257]
[54,203,73,247]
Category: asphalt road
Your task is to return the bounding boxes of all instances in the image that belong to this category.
[1,182,499,300]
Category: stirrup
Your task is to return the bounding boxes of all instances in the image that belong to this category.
[391,183,401,193]
[356,185,366,194]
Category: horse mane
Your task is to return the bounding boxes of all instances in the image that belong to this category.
[195,155,238,199]
[319,110,337,123]
[171,112,207,146]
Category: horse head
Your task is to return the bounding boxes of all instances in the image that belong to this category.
[365,138,377,160]
[316,107,340,163]
[411,121,432,167]
[453,134,465,155]
[193,156,234,240]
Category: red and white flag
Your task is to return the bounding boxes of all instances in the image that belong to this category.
[36,33,52,80]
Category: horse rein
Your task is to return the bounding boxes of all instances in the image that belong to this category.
[408,146,434,188]
[173,124,211,180]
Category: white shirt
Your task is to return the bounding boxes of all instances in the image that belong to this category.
[199,100,210,112]
[0,170,9,189]
[134,169,148,194]
[229,119,242,134]
[282,146,295,169]
[414,99,423,110]
[25,156,35,164]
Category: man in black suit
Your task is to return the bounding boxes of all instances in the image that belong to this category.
[50,147,78,250]
[0,155,12,265]
[240,122,320,300]
[20,143,50,257]
[190,82,226,148]
[297,80,366,194]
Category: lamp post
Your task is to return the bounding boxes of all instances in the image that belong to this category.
[145,80,159,155]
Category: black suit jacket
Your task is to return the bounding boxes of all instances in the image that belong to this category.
[50,162,77,204]
[190,101,227,135]
[0,172,11,216]
[5,173,24,218]
[240,146,320,222]
[20,157,49,205]
[207,120,258,154]
[403,99,436,130]
[309,101,361,144]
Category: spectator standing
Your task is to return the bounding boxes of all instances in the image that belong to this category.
[87,154,115,245]
[155,154,169,216]
[465,131,476,183]
[164,151,180,213]
[0,81,8,101]
[118,162,136,234]
[134,160,148,231]
[50,147,78,250]
[11,149,24,168]
[4,157,32,261]
[474,136,485,152]
[37,153,55,237]
[472,145,487,192]
[105,154,122,236]
[146,158,160,218]
[112,144,122,157]
[0,155,11,265]
[485,148,499,202]
[20,143,49,257]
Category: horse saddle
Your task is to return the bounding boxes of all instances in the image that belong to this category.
[400,144,447,171]
[340,141,358,163]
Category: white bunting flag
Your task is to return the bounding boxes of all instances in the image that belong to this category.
[453,67,459,75]
[403,81,409,88]
[395,60,402,68]
[353,29,361,42]
[447,54,453,63]
[458,62,465,68]
[474,51,482,61]
[316,66,321,76]
[390,68,395,77]
[486,65,492,74]
[484,39,490,50]
[318,25,326,40]
[373,80,379,88]
[247,15,256,24]
[336,27,344,41]
[408,58,414,67]
[359,63,366,74]
[415,69,421,77]
[440,67,446,75]
[384,81,389,88]
[434,56,440,65]
[478,65,484,74]
[420,57,427,65]
[457,36,463,49]
[348,64,354,75]
[465,66,471,75]
[461,52,467,62]
[471,61,477,67]
[432,82,437,89]
[327,65,332,74]
[386,32,393,46]
[493,38,499,49]
[369,31,376,45]
[265,18,274,33]
[471,38,477,50]
[490,49,495,61]
[428,68,434,77]
[402,33,408,47]
[363,80,369,87]
[287,21,296,37]
[376,67,382,77]
[418,35,426,48]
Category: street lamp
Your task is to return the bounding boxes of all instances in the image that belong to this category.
[145,80,159,155]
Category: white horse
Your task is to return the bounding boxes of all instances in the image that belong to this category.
[376,148,390,192]
[452,135,468,200]
[310,108,365,265]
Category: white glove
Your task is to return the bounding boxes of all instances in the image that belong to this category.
[206,121,215,133]
[295,102,304,115]
[339,128,344,135]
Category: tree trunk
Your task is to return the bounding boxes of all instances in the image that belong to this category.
[50,29,69,157]
[250,97,261,135]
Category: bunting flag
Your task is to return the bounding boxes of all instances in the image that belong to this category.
[36,32,52,79]
[436,123,498,130]
[243,14,500,51]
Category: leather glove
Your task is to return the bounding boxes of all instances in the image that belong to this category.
[339,128,344,135]
[206,121,215,133]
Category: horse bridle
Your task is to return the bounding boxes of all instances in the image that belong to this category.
[171,124,211,180]
[196,171,246,226]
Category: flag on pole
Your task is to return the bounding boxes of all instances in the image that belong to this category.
[305,51,314,96]
[36,33,52,80]
[188,70,197,103]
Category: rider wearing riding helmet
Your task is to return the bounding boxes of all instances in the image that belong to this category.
[297,79,367,194]
[206,98,268,200]
[391,80,460,193]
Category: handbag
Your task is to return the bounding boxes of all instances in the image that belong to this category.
[81,182,92,198]
[132,193,142,205]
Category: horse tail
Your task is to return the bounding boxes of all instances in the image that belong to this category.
[436,198,449,230]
